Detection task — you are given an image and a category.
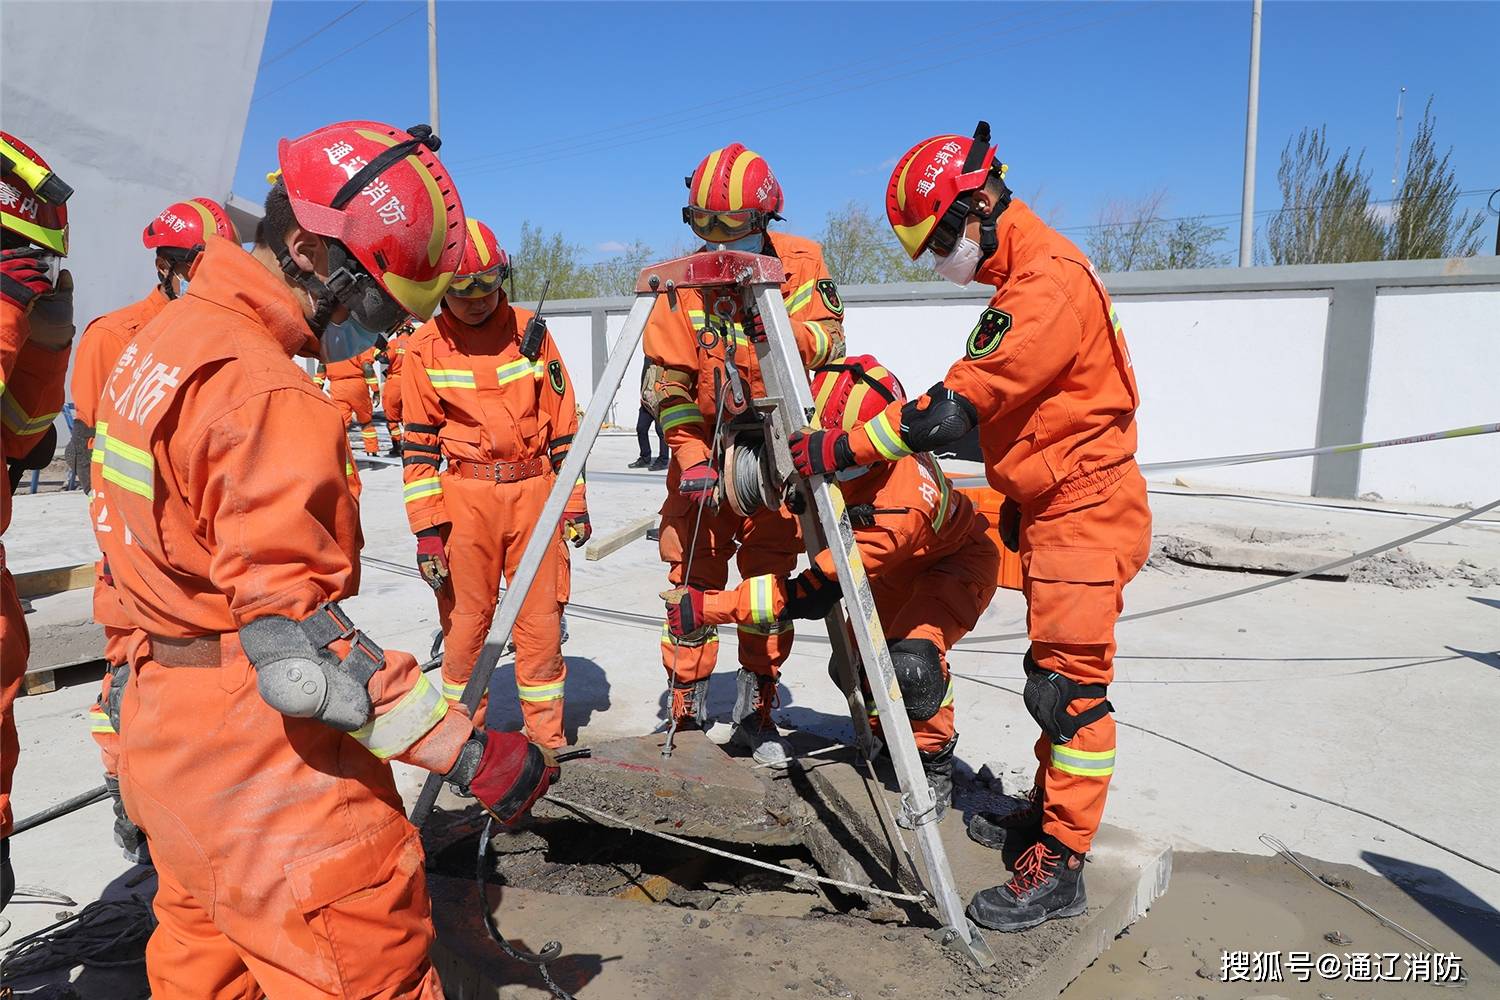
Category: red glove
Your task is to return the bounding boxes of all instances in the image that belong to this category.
[678,460,718,503]
[664,585,707,638]
[787,428,855,478]
[1,248,54,311]
[563,511,591,547]
[416,529,450,591]
[468,731,560,826]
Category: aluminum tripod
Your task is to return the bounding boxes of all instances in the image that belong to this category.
[408,249,994,968]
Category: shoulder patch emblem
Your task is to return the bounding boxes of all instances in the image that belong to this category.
[966,308,1012,360]
[547,360,566,395]
[816,278,844,317]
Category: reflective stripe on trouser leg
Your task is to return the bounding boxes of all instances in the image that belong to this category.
[734,619,793,682]
[658,506,733,686]
[1036,705,1115,855]
[513,601,565,749]
[660,622,720,686]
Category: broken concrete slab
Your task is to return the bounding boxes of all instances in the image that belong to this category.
[529,730,802,846]
[428,806,1172,999]
[1155,524,1351,577]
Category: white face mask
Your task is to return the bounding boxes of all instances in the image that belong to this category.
[932,236,981,286]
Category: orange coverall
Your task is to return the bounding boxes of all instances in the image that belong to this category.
[699,452,998,753]
[400,300,583,747]
[848,200,1151,854]
[1,298,69,838]
[380,330,409,451]
[70,287,170,769]
[645,231,845,689]
[324,347,381,455]
[91,237,470,997]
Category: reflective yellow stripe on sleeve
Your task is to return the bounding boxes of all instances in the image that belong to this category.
[88,707,116,734]
[659,401,706,432]
[0,390,59,436]
[99,434,155,499]
[783,280,815,316]
[351,673,449,760]
[403,476,443,505]
[865,410,912,461]
[804,320,832,365]
[747,574,778,625]
[441,678,466,702]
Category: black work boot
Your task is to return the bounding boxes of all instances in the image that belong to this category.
[649,455,669,472]
[1,836,13,912]
[387,444,402,458]
[628,455,651,469]
[967,786,1043,852]
[899,737,955,828]
[966,833,1087,932]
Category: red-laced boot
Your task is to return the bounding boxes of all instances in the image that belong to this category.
[966,833,1087,932]
[669,678,709,732]
[729,668,789,767]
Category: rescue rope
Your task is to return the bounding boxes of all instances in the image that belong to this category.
[951,671,1500,879]
[475,815,576,1000]
[0,894,154,988]
[546,794,929,904]
[1258,835,1468,988]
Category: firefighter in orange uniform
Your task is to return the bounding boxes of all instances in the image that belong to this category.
[89,121,557,995]
[400,219,588,748]
[321,344,381,456]
[644,144,846,765]
[668,357,997,814]
[1,132,77,911]
[378,322,413,456]
[69,198,238,864]
[788,124,1151,932]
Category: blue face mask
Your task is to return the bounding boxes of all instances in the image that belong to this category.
[718,232,766,254]
[321,317,385,362]
[175,277,189,298]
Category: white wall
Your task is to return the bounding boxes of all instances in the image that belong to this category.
[1362,285,1500,506]
[2,0,270,384]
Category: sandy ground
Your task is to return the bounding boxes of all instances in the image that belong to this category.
[5,432,1499,996]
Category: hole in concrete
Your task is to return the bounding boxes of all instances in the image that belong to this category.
[430,815,859,920]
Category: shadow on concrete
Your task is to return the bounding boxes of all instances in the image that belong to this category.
[485,657,612,745]
[1448,646,1500,672]
[1360,851,1500,968]
[3,864,155,997]
[1467,596,1500,612]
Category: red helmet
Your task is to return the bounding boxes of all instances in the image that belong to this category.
[810,355,906,432]
[1,132,71,255]
[276,120,464,325]
[682,143,783,243]
[886,122,1006,260]
[142,198,238,258]
[447,218,510,298]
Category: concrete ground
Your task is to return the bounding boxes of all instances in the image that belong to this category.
[5,433,1499,992]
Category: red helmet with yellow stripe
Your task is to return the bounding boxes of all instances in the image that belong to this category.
[810,355,906,432]
[886,122,1007,260]
[447,218,510,298]
[142,198,238,260]
[1,131,71,255]
[682,143,783,244]
[276,120,464,326]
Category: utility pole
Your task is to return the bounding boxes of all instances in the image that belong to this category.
[427,0,440,136]
[1237,0,1263,267]
[1390,86,1406,201]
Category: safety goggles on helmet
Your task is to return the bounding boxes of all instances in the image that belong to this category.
[926,123,994,258]
[682,206,775,244]
[446,262,509,299]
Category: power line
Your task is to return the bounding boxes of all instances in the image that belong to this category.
[253,7,419,105]
[461,4,1153,180]
[448,3,1079,169]
[259,1,368,68]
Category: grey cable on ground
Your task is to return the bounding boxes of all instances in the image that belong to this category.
[547,794,928,904]
[951,671,1500,879]
[1259,835,1468,988]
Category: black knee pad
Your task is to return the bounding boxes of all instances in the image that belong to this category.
[1022,649,1112,744]
[890,638,947,721]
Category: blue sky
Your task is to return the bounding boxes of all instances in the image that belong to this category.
[235,1,1500,264]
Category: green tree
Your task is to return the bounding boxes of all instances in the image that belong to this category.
[1084,191,1230,272]
[590,239,655,298]
[1265,126,1386,265]
[1388,98,1485,259]
[819,201,933,284]
[508,221,596,301]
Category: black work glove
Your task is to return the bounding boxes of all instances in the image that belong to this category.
[898,383,978,452]
[783,566,843,621]
[999,497,1021,553]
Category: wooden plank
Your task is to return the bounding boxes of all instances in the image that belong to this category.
[13,562,94,599]
[585,515,657,562]
[22,670,56,696]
